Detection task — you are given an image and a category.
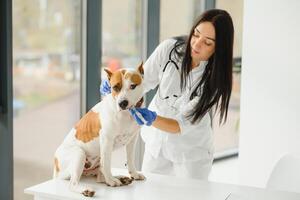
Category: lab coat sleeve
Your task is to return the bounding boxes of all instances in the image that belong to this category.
[143,39,176,93]
[174,96,210,136]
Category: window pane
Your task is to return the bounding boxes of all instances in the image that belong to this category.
[102,0,142,168]
[160,0,204,42]
[13,1,81,199]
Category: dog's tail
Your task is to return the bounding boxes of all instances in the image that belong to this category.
[52,167,57,179]
[53,157,59,179]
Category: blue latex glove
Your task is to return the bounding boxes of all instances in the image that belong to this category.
[129,107,157,126]
[100,79,111,96]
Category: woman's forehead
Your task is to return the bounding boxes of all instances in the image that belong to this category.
[195,22,215,40]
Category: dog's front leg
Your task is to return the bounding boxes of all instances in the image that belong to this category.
[100,134,122,187]
[126,132,146,180]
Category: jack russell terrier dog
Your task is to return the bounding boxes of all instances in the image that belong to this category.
[53,63,145,197]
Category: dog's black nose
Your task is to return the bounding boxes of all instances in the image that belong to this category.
[119,100,128,110]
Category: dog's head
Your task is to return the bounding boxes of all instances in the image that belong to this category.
[104,63,144,111]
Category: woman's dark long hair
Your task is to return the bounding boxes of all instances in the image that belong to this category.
[174,9,234,124]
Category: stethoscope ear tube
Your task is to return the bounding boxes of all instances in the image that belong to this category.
[158,42,182,103]
[162,60,171,72]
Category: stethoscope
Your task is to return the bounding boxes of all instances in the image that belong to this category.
[156,43,184,110]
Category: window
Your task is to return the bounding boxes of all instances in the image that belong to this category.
[160,0,204,42]
[13,1,81,199]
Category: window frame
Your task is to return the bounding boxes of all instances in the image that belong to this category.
[0,0,13,199]
[81,0,102,114]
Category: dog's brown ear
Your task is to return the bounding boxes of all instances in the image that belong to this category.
[104,68,113,80]
[137,62,144,75]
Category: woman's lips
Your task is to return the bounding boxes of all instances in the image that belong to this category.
[192,48,200,54]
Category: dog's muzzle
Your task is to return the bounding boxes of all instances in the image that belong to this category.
[118,97,144,110]
[118,100,129,110]
[135,97,144,108]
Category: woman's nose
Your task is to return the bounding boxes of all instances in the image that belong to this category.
[194,36,205,47]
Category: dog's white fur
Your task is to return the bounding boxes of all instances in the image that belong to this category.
[53,64,145,197]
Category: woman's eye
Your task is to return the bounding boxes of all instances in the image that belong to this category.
[205,41,212,46]
[193,33,200,38]
[130,84,137,90]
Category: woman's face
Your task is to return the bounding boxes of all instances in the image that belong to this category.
[190,22,216,66]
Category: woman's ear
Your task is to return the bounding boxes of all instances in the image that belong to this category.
[137,62,144,75]
[104,68,113,80]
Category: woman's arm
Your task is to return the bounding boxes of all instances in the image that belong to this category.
[129,107,181,134]
[152,115,181,134]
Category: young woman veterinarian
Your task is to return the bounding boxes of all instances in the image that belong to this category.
[101,9,234,180]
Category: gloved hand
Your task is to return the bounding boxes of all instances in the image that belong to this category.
[100,79,111,96]
[129,107,157,126]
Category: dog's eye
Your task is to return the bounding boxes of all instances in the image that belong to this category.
[113,85,121,92]
[130,84,137,90]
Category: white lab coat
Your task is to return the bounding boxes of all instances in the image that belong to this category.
[141,38,214,178]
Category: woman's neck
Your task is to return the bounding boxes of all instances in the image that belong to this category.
[191,59,200,69]
[191,59,208,70]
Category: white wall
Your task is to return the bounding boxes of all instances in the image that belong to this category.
[239,0,300,188]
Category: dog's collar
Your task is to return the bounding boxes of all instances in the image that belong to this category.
[135,97,144,108]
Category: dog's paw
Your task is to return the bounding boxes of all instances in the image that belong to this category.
[130,172,146,180]
[82,189,95,197]
[105,176,122,187]
[115,175,134,186]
